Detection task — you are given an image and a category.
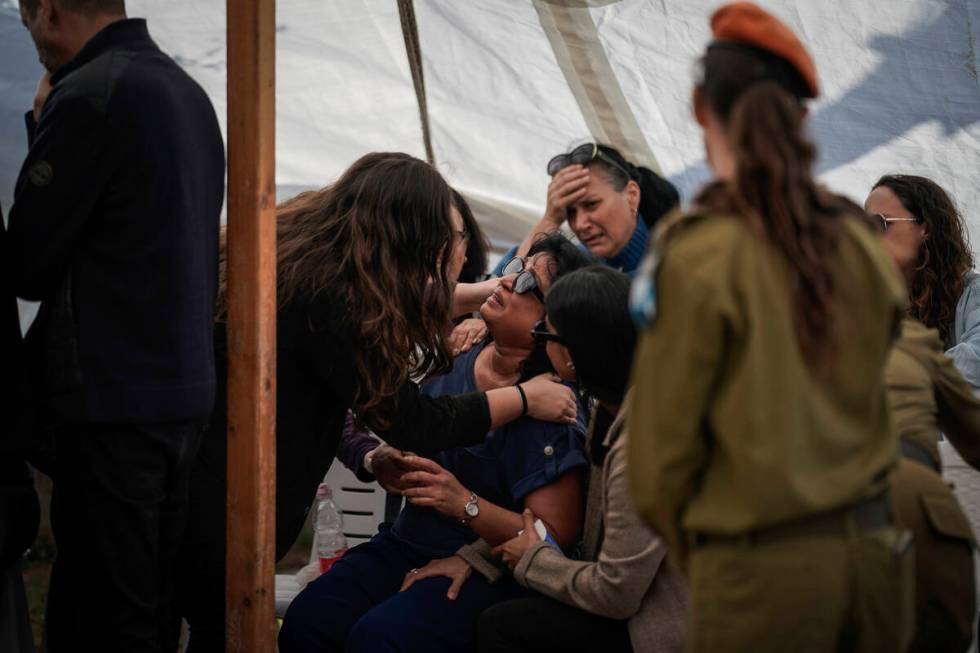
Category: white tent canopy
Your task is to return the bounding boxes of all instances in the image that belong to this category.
[2,0,979,267]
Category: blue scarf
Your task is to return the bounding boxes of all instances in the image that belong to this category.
[604,214,650,277]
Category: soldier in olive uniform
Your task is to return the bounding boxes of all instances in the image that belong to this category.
[628,4,913,651]
[887,318,980,652]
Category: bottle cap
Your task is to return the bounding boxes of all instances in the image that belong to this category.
[316,483,332,499]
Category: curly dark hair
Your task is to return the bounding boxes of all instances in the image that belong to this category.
[873,174,974,345]
[217,152,456,430]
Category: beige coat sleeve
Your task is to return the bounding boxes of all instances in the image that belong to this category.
[513,434,666,620]
[455,538,505,584]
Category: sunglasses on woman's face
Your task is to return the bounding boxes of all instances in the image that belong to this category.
[875,213,921,231]
[501,256,545,304]
[546,142,632,179]
[531,319,564,344]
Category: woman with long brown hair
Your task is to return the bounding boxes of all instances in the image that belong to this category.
[866,174,980,386]
[172,152,579,651]
[628,4,910,651]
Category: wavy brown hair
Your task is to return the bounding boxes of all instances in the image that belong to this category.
[694,45,866,375]
[874,174,973,345]
[216,152,456,429]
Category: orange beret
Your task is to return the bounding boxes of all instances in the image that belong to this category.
[710,2,818,98]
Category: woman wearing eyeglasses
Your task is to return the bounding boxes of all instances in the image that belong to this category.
[493,143,678,279]
[278,233,591,653]
[172,154,582,651]
[628,4,910,651]
[865,174,980,387]
[866,175,980,652]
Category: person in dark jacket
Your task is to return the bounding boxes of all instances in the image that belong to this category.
[172,153,580,651]
[0,203,40,653]
[9,1,225,650]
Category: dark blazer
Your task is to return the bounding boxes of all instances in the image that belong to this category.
[0,204,39,570]
[0,204,25,445]
[7,19,225,425]
[194,292,492,558]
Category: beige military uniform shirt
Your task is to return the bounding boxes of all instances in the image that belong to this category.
[628,209,905,566]
[887,318,980,469]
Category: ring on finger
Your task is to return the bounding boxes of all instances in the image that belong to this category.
[410,568,419,574]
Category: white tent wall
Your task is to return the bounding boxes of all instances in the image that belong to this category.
[2,0,979,298]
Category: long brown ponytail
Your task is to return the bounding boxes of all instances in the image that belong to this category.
[695,46,865,374]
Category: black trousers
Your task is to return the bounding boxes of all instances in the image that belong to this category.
[45,420,204,653]
[171,433,330,652]
[477,595,633,653]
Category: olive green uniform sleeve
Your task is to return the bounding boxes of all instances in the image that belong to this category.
[628,258,725,566]
[933,344,980,470]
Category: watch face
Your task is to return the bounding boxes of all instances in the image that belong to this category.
[465,502,480,517]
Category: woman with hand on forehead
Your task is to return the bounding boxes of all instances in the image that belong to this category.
[493,143,679,278]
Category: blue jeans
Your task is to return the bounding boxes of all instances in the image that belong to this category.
[279,527,528,653]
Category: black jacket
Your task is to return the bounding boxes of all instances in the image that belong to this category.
[192,291,492,557]
[0,205,26,446]
[7,19,225,424]
[0,206,39,571]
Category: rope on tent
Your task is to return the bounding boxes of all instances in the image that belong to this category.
[397,0,436,166]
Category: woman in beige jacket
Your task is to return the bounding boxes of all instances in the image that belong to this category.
[401,266,687,652]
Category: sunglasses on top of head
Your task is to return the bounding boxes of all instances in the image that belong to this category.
[531,319,564,344]
[546,142,632,179]
[874,213,922,231]
[501,256,545,304]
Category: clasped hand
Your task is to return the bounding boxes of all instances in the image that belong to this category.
[400,455,471,520]
[491,508,541,570]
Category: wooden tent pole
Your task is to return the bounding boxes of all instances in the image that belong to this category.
[225,0,277,650]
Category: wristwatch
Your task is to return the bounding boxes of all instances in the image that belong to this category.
[460,493,480,524]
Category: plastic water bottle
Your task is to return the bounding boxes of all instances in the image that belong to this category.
[314,484,348,573]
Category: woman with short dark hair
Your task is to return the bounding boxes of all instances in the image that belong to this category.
[473,266,687,653]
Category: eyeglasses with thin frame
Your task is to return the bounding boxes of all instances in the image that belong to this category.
[546,143,632,180]
[875,213,921,231]
[501,256,545,304]
[531,319,564,344]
